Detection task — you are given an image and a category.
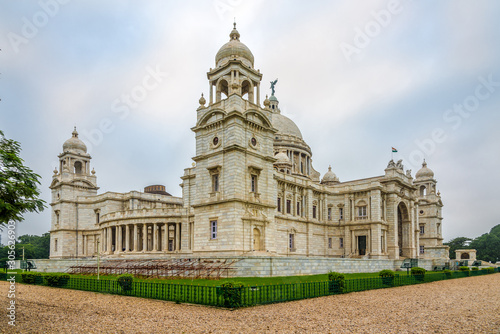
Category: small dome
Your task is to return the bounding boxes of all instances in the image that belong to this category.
[322,166,339,183]
[199,93,206,106]
[269,94,278,102]
[415,160,434,179]
[263,95,270,107]
[215,23,254,68]
[271,113,303,139]
[274,151,291,165]
[63,127,87,155]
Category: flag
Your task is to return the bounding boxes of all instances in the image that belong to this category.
[392,147,398,153]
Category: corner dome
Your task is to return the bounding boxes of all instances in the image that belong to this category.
[271,113,303,139]
[63,127,87,155]
[215,23,254,68]
[415,160,434,179]
[274,151,291,165]
[321,166,339,183]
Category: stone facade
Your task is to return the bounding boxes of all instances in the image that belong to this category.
[49,24,449,266]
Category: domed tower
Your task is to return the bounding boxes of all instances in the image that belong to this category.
[188,24,278,255]
[49,127,98,258]
[207,22,262,105]
[414,160,446,258]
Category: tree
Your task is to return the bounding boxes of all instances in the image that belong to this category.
[469,225,500,263]
[17,233,50,258]
[0,130,45,227]
[444,237,472,259]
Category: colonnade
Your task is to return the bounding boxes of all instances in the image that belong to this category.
[99,222,182,254]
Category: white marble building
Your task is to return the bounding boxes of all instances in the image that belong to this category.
[49,24,449,262]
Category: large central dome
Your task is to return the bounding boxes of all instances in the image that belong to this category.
[271,113,303,139]
[215,23,254,68]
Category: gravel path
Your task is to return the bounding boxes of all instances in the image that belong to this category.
[1,274,500,333]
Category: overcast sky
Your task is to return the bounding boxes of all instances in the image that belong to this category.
[1,0,499,244]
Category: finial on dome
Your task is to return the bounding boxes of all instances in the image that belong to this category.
[199,93,206,106]
[230,21,240,41]
[328,165,332,172]
[91,168,96,175]
[422,159,427,167]
[53,167,58,175]
[72,126,78,138]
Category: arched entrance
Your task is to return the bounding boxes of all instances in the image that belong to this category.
[397,202,410,258]
[253,228,262,251]
[461,253,470,259]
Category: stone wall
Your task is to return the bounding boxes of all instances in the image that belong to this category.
[16,256,440,277]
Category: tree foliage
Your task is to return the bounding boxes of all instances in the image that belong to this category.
[444,236,472,259]
[0,130,45,227]
[0,233,50,260]
[445,224,500,263]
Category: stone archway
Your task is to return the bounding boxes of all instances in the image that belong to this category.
[253,228,262,251]
[397,202,410,258]
[461,253,470,259]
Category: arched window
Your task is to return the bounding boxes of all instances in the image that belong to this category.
[420,185,427,196]
[74,161,83,174]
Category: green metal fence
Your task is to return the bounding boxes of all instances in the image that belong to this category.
[1,267,498,308]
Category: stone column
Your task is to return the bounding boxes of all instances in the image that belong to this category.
[107,227,113,254]
[116,225,121,253]
[101,229,105,253]
[153,223,158,251]
[162,224,167,251]
[133,224,138,252]
[176,223,181,251]
[82,235,86,256]
[143,224,148,252]
[125,225,130,252]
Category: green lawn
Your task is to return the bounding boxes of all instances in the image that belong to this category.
[9,270,388,286]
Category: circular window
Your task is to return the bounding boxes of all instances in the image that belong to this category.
[213,137,219,146]
[419,210,424,215]
[251,137,257,146]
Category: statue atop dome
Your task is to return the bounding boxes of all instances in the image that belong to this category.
[270,78,278,96]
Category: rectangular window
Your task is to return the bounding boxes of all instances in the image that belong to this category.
[212,174,219,192]
[339,207,344,220]
[251,174,257,193]
[286,200,291,214]
[328,207,332,221]
[339,237,344,248]
[96,212,100,225]
[210,220,217,239]
[420,245,425,254]
[358,206,367,217]
[312,205,317,219]
[296,202,300,216]
[54,239,58,252]
[419,225,425,235]
[289,234,295,251]
[328,237,332,249]
[277,198,281,212]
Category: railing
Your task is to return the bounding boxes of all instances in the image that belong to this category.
[1,267,498,309]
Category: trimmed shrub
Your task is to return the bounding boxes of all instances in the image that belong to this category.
[471,267,479,271]
[411,267,426,282]
[44,273,70,287]
[443,269,452,278]
[20,272,42,284]
[219,281,244,308]
[378,270,395,277]
[379,270,395,287]
[117,274,134,292]
[485,267,495,274]
[459,266,470,271]
[328,272,345,293]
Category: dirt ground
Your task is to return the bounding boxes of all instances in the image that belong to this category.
[1,274,500,333]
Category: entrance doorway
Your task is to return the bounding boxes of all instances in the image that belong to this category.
[358,236,367,255]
